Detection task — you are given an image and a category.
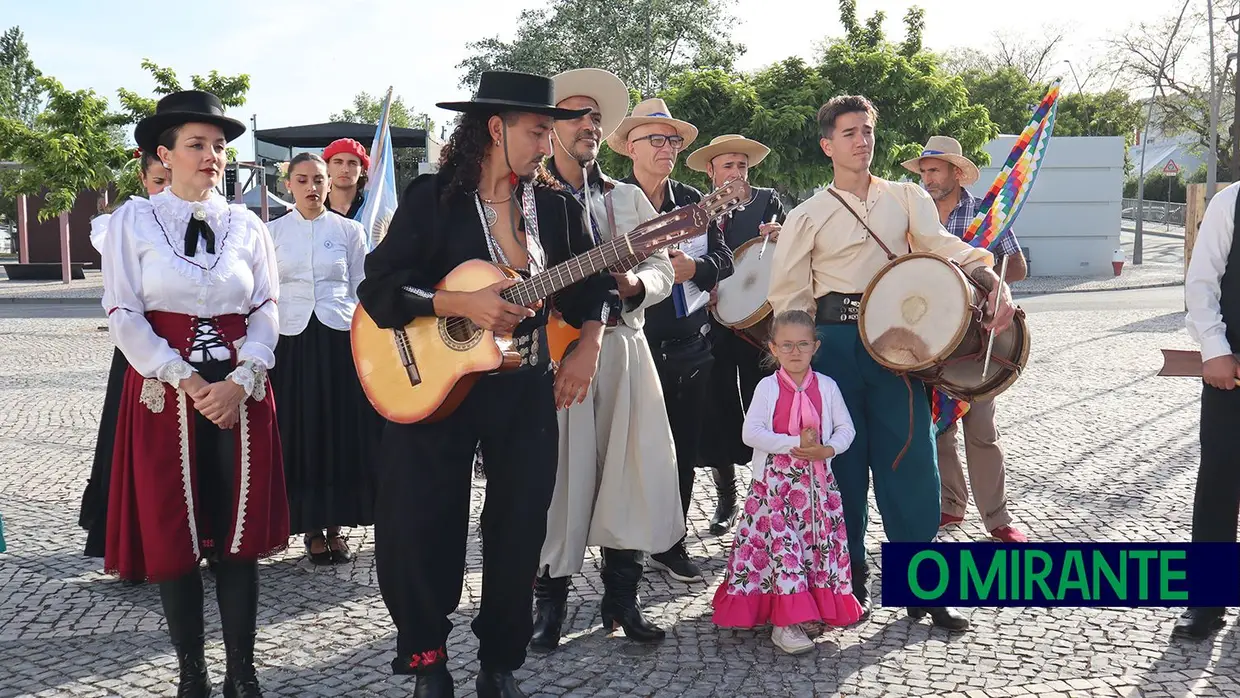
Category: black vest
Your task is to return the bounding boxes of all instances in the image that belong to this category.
[721,188,773,250]
[1222,195,1240,352]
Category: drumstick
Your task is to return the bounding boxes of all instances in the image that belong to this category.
[981,254,1010,380]
[758,212,777,260]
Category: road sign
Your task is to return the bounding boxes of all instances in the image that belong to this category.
[1163,159,1180,175]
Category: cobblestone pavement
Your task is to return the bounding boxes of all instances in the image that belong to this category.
[1,290,1235,698]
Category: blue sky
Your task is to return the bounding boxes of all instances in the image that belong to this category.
[5,0,1190,162]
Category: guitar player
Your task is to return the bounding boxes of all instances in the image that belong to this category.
[355,71,618,698]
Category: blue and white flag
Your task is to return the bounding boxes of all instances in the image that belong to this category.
[357,87,398,250]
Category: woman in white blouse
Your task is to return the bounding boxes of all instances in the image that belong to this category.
[100,90,287,698]
[266,152,382,565]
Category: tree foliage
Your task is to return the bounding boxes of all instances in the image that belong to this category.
[0,27,44,127]
[114,59,250,125]
[456,0,745,98]
[0,77,128,221]
[331,91,434,132]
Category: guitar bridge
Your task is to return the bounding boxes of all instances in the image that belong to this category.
[392,328,422,386]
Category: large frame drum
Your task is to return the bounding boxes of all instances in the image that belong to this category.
[857,252,1029,402]
[711,236,776,349]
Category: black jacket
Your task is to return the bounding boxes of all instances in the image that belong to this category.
[357,173,618,338]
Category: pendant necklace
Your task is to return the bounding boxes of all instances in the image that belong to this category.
[478,193,511,227]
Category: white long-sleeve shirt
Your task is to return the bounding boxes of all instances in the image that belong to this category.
[741,371,856,482]
[100,189,280,388]
[267,207,367,335]
[1186,182,1240,361]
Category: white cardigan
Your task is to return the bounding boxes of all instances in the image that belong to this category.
[741,371,856,482]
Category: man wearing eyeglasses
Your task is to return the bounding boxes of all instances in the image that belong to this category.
[608,98,734,583]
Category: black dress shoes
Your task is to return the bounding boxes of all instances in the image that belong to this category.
[413,665,454,698]
[1172,608,1226,640]
[476,670,525,698]
[908,606,970,631]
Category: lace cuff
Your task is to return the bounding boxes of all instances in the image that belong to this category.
[156,359,196,387]
[226,360,268,401]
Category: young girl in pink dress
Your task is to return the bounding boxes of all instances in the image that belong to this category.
[712,309,864,654]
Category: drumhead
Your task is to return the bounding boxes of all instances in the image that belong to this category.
[860,254,971,371]
[935,312,1031,402]
[714,237,774,327]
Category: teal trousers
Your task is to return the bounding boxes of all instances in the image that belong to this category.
[812,323,941,567]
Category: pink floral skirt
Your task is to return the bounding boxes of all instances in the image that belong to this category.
[712,454,864,628]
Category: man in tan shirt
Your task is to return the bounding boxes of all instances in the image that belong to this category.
[768,95,1017,632]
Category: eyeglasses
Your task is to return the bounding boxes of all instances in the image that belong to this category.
[775,341,815,354]
[632,134,686,150]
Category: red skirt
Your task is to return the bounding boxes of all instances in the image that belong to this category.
[104,311,289,582]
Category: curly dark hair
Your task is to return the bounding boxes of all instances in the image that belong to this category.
[439,111,562,203]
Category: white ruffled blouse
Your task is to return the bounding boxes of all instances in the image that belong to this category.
[100,189,280,395]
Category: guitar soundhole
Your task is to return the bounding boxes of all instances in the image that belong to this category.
[439,317,483,351]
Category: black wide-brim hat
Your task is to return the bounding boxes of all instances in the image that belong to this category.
[437,71,591,121]
[134,90,247,154]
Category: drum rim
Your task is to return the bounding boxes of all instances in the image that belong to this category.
[711,236,775,331]
[858,252,974,373]
[928,310,1031,402]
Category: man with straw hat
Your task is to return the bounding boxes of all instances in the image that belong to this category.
[686,134,786,536]
[768,95,1018,632]
[531,68,679,652]
[904,135,1029,547]
[613,98,735,584]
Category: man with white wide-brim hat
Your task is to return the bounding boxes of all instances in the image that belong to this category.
[685,133,786,537]
[614,97,735,586]
[904,134,1029,549]
[531,68,681,653]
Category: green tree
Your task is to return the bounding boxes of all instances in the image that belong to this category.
[331,91,434,132]
[457,0,745,98]
[0,27,44,126]
[0,77,128,223]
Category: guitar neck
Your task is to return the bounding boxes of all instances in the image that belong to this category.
[502,235,634,306]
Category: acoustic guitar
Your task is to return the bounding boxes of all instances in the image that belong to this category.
[351,179,752,424]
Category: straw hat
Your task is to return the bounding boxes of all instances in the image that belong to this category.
[551,68,631,141]
[900,135,980,186]
[605,98,699,154]
[686,134,771,173]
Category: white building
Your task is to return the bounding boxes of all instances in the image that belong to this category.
[969,135,1126,277]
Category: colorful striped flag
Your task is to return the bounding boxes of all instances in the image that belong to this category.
[931,79,1061,436]
[357,86,398,250]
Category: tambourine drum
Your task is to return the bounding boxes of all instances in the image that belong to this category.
[858,252,1029,402]
[711,236,775,349]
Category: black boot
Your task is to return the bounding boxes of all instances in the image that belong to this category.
[1172,608,1226,640]
[476,670,525,698]
[710,465,738,535]
[529,572,569,653]
[413,664,454,698]
[159,570,211,697]
[600,549,666,643]
[851,559,871,622]
[222,634,262,697]
[173,640,211,698]
[908,606,970,631]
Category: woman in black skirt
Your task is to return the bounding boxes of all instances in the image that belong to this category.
[268,152,383,564]
[79,149,170,561]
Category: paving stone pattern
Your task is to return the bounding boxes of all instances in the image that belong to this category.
[0,304,1233,698]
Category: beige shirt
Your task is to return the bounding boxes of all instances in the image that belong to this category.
[768,176,994,315]
[587,175,675,331]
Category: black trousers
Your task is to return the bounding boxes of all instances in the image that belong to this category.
[374,366,558,674]
[1194,385,1240,543]
[159,360,258,646]
[650,333,714,531]
[699,319,772,468]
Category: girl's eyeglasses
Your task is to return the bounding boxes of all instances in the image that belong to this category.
[775,341,815,354]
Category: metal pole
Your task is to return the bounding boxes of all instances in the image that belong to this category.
[259,166,269,223]
[1207,1,1220,205]
[16,194,28,264]
[59,211,71,284]
[1136,0,1194,266]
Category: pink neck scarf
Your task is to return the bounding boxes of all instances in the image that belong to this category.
[772,367,823,440]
